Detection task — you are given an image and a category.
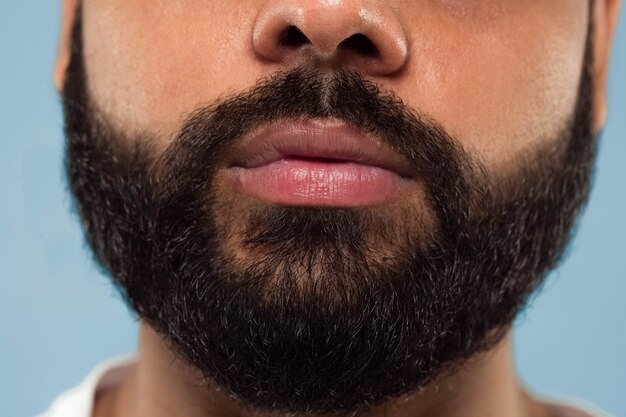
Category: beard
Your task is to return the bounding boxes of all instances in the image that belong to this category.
[62,7,597,416]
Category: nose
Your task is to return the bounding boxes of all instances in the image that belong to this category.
[252,0,409,76]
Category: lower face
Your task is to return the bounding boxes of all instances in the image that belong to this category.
[64,0,596,414]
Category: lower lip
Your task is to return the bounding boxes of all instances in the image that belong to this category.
[224,158,411,207]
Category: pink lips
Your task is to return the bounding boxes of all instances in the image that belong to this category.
[223,118,416,207]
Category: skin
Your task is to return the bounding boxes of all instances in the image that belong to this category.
[54,1,621,417]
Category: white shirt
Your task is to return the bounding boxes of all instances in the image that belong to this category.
[36,357,616,417]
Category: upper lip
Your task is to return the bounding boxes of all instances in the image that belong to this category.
[225,118,416,178]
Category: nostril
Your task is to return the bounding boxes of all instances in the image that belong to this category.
[339,33,379,58]
[277,27,380,59]
[279,25,310,48]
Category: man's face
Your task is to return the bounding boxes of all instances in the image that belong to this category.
[59,0,604,415]
[75,1,591,166]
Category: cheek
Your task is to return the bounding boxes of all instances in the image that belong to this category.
[83,1,262,144]
[392,1,588,173]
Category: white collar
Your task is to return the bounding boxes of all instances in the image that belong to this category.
[36,355,136,417]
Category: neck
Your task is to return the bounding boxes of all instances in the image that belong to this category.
[96,323,547,417]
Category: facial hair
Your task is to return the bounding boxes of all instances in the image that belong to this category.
[62,6,597,415]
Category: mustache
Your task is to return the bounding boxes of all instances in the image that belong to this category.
[156,66,477,232]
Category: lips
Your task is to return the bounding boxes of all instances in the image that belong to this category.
[223,118,417,207]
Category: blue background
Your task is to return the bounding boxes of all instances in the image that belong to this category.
[1,3,624,417]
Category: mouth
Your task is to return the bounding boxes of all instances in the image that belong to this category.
[223,118,417,207]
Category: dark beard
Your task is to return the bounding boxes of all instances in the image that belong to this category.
[62,5,597,415]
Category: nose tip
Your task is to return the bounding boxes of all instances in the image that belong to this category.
[252,0,409,76]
